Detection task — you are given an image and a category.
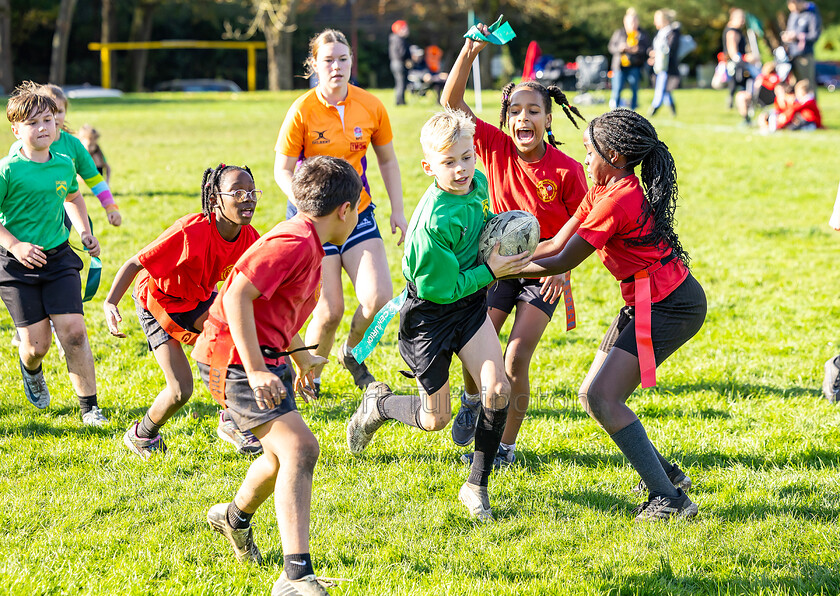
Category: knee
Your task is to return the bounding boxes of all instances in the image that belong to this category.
[578,385,610,423]
[20,341,49,361]
[60,326,88,352]
[505,351,531,383]
[483,377,510,410]
[360,292,390,321]
[319,304,344,330]
[417,410,450,432]
[289,433,321,471]
[169,377,194,405]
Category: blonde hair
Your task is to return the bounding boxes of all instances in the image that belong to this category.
[304,29,352,79]
[77,124,99,144]
[5,81,57,124]
[794,79,812,95]
[420,108,476,155]
[655,9,676,25]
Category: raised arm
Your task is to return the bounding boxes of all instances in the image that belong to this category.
[440,28,488,120]
[372,141,407,245]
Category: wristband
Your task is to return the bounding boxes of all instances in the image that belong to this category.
[105,204,120,214]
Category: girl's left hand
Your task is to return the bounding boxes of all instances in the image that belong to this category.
[391,211,408,246]
[539,273,567,304]
[107,211,122,227]
[81,233,101,257]
[292,352,329,403]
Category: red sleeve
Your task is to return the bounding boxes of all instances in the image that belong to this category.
[137,221,190,279]
[575,192,624,250]
[560,162,589,219]
[473,118,505,162]
[371,99,394,146]
[236,235,308,300]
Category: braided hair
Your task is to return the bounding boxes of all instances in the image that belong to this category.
[201,163,254,220]
[587,108,688,265]
[499,81,585,148]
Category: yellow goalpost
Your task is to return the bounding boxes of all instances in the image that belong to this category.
[87,40,267,91]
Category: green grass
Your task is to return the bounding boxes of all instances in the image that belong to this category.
[2,88,840,595]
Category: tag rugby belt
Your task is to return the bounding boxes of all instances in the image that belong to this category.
[144,277,201,346]
[620,252,675,389]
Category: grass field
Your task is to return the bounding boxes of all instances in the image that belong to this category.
[1,87,840,595]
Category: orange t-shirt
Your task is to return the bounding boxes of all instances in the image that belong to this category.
[192,216,325,367]
[574,175,688,305]
[275,85,393,213]
[134,213,259,314]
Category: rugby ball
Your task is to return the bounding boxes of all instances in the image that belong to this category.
[477,210,539,264]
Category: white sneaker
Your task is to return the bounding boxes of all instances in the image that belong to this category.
[458,482,493,521]
[271,572,330,595]
[82,406,109,426]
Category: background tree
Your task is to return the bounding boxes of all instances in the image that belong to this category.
[48,0,78,85]
[0,0,12,92]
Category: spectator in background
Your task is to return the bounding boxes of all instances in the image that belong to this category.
[777,79,822,130]
[608,8,651,110]
[782,1,822,94]
[648,9,681,116]
[389,20,411,106]
[723,8,759,123]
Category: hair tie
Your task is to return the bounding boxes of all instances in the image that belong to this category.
[204,182,212,188]
[547,130,554,137]
[220,163,226,168]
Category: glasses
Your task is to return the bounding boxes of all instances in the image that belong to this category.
[217,189,262,202]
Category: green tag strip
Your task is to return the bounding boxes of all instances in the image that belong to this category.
[352,288,407,363]
[83,256,102,303]
[464,15,516,45]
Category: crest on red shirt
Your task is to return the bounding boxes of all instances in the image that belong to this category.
[220,264,234,281]
[536,179,557,203]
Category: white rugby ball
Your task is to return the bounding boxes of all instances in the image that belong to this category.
[477,210,539,264]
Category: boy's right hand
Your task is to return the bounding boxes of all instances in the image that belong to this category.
[248,369,284,410]
[486,242,532,279]
[104,302,126,338]
[9,242,46,269]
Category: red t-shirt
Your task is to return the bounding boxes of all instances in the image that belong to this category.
[192,216,325,366]
[134,213,259,313]
[574,175,688,305]
[473,118,588,238]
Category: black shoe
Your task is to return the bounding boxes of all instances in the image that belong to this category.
[634,488,698,522]
[633,463,692,494]
[337,343,375,390]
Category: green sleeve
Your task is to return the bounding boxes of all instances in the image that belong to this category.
[411,224,494,303]
[66,134,99,180]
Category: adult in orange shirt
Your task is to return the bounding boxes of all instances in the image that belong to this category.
[274,29,407,395]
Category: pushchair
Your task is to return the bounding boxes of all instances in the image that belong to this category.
[407,45,447,101]
[573,55,610,105]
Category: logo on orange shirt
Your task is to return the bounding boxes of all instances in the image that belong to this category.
[350,142,366,151]
[536,179,557,203]
[220,264,234,281]
[311,130,330,145]
[353,127,363,139]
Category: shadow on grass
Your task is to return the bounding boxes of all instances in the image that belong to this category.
[654,380,821,400]
[0,406,114,438]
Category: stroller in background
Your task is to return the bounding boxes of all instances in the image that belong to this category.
[573,55,610,105]
[407,45,448,101]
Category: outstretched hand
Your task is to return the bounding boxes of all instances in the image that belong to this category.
[486,242,532,279]
[292,352,329,403]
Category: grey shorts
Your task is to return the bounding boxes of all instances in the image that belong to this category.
[133,291,215,351]
[197,362,297,432]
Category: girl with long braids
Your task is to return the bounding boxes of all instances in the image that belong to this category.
[441,24,588,466]
[104,164,262,459]
[518,109,706,521]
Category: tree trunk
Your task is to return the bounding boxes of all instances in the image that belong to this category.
[262,0,299,91]
[48,0,79,85]
[0,0,12,93]
[128,2,156,92]
[101,0,117,88]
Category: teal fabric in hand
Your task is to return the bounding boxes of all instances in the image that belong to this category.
[464,15,516,45]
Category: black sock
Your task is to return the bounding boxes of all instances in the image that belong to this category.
[226,502,253,529]
[650,442,674,475]
[21,360,42,375]
[284,553,314,580]
[468,404,508,487]
[137,412,162,439]
[78,394,98,416]
[379,393,424,429]
[611,420,678,498]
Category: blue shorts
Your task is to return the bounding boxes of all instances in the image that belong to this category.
[287,201,381,256]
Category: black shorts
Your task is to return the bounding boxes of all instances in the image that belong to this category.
[599,273,706,365]
[487,277,559,318]
[0,241,83,327]
[287,201,381,256]
[133,291,216,351]
[197,362,297,432]
[398,284,488,395]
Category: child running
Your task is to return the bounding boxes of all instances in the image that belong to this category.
[0,83,106,425]
[77,125,111,184]
[194,156,361,596]
[346,109,531,520]
[104,164,262,459]
[517,109,706,521]
[441,25,588,466]
[9,83,121,227]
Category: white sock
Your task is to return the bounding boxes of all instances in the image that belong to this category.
[500,442,515,452]
[463,391,480,404]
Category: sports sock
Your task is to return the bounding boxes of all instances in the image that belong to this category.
[610,420,678,498]
[378,393,423,429]
[463,391,480,404]
[284,553,314,580]
[468,404,508,487]
[77,394,98,416]
[137,412,162,439]
[650,442,674,475]
[500,441,515,454]
[21,361,42,375]
[227,502,253,529]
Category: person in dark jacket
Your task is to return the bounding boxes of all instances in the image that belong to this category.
[608,8,651,110]
[648,9,681,116]
[782,1,822,95]
[723,8,760,121]
[389,20,411,106]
